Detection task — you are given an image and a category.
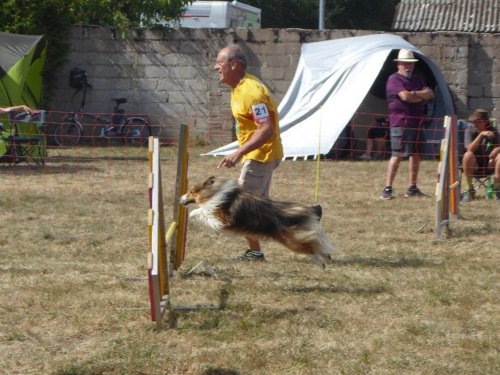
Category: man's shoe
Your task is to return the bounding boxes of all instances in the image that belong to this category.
[462,190,475,203]
[228,249,266,263]
[405,186,425,198]
[381,186,393,200]
[494,190,500,201]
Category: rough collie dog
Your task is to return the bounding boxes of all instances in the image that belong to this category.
[179,176,335,268]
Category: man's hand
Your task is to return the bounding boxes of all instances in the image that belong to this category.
[218,150,243,169]
[480,130,495,140]
[18,105,33,114]
[489,146,500,162]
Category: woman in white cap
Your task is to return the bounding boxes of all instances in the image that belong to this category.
[381,49,434,200]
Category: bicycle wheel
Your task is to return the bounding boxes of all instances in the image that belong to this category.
[54,120,82,147]
[121,118,151,146]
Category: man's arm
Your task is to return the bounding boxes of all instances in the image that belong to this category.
[398,87,434,103]
[0,105,33,115]
[465,129,495,153]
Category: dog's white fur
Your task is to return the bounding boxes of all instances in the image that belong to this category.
[187,179,238,231]
[180,176,335,268]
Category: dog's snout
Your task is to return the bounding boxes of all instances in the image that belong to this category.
[179,194,187,206]
[179,192,194,206]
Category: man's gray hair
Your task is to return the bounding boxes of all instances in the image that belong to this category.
[225,44,247,68]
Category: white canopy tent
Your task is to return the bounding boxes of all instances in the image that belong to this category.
[205,34,455,159]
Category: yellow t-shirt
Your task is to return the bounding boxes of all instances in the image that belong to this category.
[231,74,284,163]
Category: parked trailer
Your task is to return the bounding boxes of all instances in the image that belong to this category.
[179,1,261,28]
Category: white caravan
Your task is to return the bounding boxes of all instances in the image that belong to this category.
[179,1,261,28]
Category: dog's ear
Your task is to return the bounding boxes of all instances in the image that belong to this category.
[204,176,216,186]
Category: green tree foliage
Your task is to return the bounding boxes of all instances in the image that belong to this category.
[0,0,192,105]
[0,0,74,105]
[242,0,318,29]
[243,0,399,30]
[326,0,399,30]
[69,0,192,28]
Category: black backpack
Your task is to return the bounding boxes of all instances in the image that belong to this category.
[69,67,87,89]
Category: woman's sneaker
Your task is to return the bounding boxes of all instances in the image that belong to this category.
[405,186,425,198]
[381,186,393,200]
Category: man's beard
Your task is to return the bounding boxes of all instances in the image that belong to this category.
[402,71,412,78]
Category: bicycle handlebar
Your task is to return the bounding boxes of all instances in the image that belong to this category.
[112,97,127,105]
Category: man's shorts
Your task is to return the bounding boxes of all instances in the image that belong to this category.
[390,126,426,158]
[239,159,280,199]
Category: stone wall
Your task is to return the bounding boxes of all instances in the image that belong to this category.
[50,26,500,140]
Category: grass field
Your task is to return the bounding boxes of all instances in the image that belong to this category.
[1,146,498,375]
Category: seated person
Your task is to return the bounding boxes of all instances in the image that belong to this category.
[462,108,500,201]
[359,117,389,160]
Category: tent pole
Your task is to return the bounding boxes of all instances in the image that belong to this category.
[319,0,325,30]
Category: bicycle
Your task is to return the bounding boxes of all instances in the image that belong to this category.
[54,71,151,147]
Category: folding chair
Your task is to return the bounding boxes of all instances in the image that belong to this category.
[0,111,46,166]
[463,173,494,196]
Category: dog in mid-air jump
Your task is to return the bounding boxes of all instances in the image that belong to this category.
[179,176,335,268]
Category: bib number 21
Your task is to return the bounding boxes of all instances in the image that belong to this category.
[252,103,270,123]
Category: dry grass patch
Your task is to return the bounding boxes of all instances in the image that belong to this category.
[0,146,498,375]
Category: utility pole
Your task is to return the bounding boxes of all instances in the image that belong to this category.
[319,0,325,30]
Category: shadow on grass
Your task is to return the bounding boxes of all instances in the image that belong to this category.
[164,283,231,330]
[0,164,101,174]
[447,221,497,238]
[288,285,390,295]
[50,154,149,162]
[331,256,438,268]
[54,364,109,375]
[202,368,241,375]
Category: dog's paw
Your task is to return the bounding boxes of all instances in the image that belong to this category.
[310,254,327,269]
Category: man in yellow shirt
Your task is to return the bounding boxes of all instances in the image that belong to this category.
[215,43,284,262]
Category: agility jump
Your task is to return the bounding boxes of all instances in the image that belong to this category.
[435,115,460,239]
[147,124,189,327]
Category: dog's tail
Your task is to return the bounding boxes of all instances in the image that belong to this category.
[312,204,322,219]
[276,214,335,269]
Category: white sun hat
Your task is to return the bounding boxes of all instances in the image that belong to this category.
[394,49,419,63]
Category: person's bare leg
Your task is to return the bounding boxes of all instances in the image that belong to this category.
[385,156,402,187]
[408,154,420,186]
[245,236,261,252]
[462,151,478,191]
[366,138,374,157]
[494,155,500,185]
[492,155,500,197]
